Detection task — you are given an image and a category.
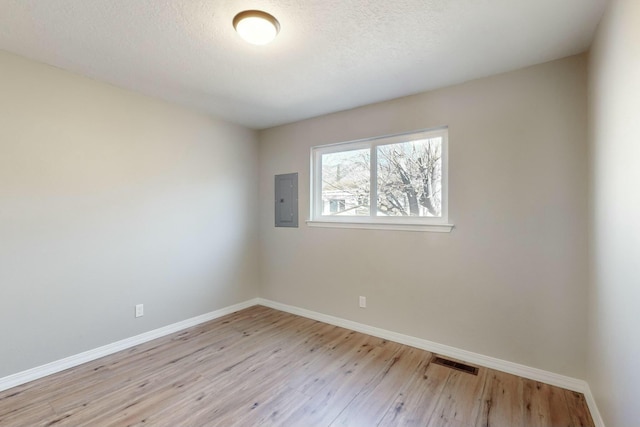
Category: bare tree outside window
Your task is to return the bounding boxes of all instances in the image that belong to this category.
[377,138,442,217]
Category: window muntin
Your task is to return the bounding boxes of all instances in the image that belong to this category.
[311,128,448,226]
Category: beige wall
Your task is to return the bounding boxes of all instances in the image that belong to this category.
[0,51,259,377]
[259,55,589,378]
[588,0,640,425]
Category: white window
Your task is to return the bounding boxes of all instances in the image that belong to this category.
[310,128,452,232]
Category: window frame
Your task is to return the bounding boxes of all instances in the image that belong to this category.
[309,127,453,232]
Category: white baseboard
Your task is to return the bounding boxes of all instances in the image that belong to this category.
[583,386,606,427]
[257,298,605,427]
[0,298,260,393]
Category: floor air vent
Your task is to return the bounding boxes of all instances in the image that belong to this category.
[432,356,479,376]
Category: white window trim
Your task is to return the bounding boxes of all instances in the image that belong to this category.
[306,220,453,232]
[309,127,453,232]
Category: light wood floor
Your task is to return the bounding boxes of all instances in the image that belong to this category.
[0,305,594,426]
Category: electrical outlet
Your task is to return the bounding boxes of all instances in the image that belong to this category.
[135,304,144,318]
[359,296,366,308]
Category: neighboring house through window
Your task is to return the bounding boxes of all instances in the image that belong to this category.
[328,199,346,214]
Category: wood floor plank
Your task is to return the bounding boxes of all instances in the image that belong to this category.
[0,306,596,427]
[565,389,596,427]
[239,386,310,427]
[474,368,525,427]
[425,363,489,427]
[547,383,576,427]
[219,327,390,425]
[377,358,452,427]
[522,379,576,427]
[329,346,431,426]
[0,400,56,427]
[278,341,403,427]
[294,333,387,397]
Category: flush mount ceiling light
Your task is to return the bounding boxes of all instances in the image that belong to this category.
[233,10,280,46]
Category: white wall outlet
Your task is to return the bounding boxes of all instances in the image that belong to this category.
[135,304,144,318]
[359,296,366,308]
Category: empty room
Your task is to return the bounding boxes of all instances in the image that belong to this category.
[1,0,638,426]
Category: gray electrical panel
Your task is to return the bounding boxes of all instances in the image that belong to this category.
[275,173,298,227]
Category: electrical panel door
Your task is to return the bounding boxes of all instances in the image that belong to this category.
[275,173,298,227]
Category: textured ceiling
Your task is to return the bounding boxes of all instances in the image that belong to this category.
[0,0,607,129]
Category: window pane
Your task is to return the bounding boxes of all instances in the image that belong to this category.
[377,137,442,217]
[321,149,370,216]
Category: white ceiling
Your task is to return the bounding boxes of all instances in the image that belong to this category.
[0,0,607,129]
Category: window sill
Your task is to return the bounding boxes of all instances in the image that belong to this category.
[306,220,454,233]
